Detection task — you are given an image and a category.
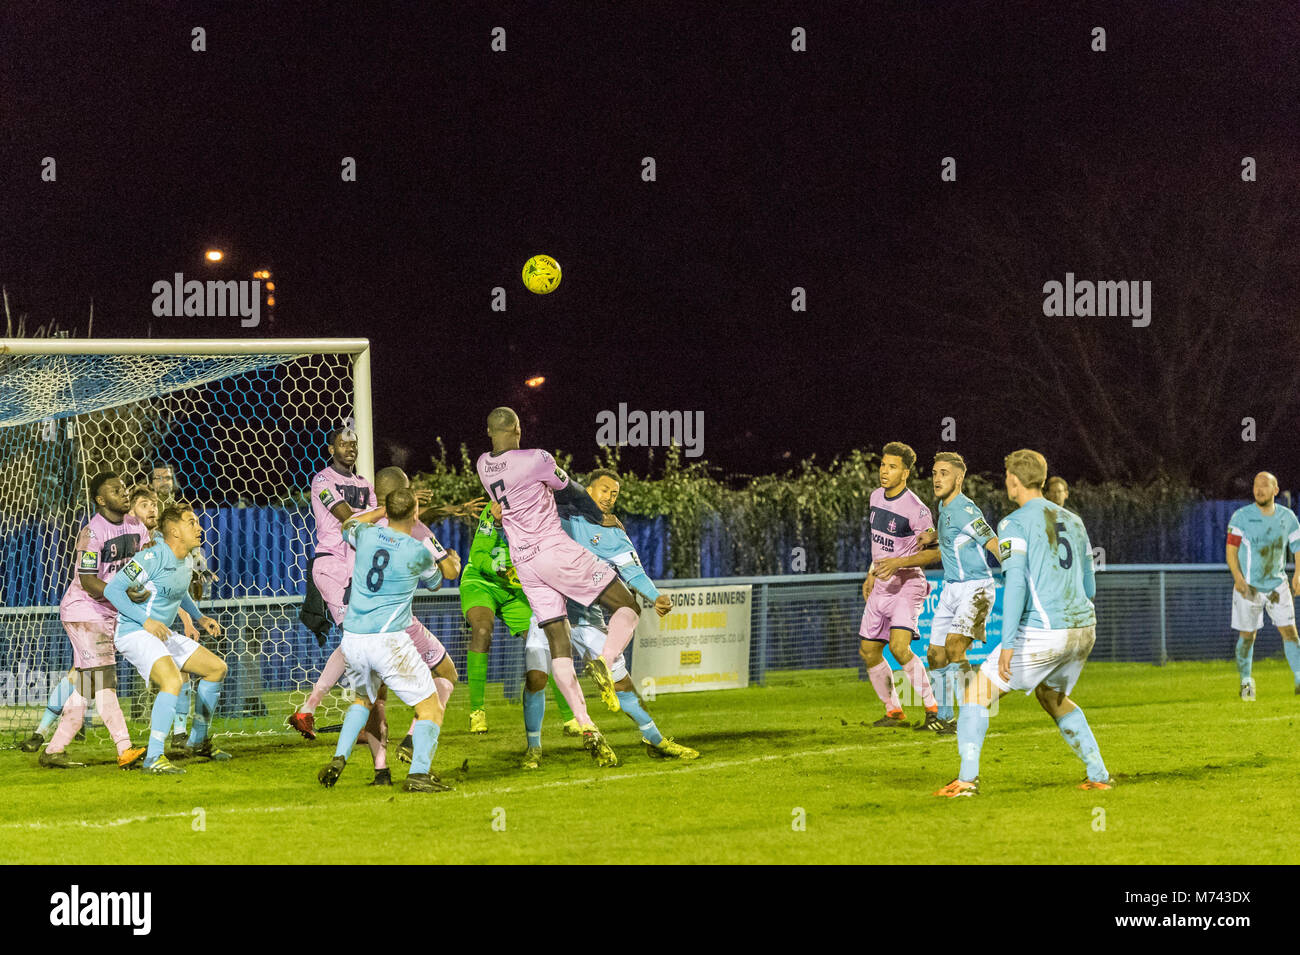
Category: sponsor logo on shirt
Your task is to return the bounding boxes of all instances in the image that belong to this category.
[79,551,98,571]
[971,518,993,538]
[124,561,143,581]
[999,539,1012,561]
[554,467,567,482]
[483,460,508,474]
[318,489,333,505]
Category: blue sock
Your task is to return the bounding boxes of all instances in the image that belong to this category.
[1056,706,1109,782]
[934,665,954,722]
[616,690,663,745]
[956,704,989,782]
[1284,642,1300,685]
[172,680,192,734]
[38,675,76,734]
[334,703,371,759]
[187,679,222,747]
[409,719,440,775]
[146,691,179,765]
[523,689,545,749]
[1236,637,1255,681]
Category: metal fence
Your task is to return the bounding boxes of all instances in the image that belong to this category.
[0,564,1277,740]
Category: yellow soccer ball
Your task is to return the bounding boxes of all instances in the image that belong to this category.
[522,254,562,294]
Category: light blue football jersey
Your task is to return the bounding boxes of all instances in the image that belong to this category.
[937,493,996,583]
[559,510,661,601]
[342,521,448,634]
[1227,503,1300,592]
[106,541,204,635]
[997,497,1096,634]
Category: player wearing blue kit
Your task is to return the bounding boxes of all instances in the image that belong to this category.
[1225,471,1300,700]
[518,470,696,768]
[317,489,461,793]
[935,450,1111,797]
[921,452,1001,733]
[104,503,230,775]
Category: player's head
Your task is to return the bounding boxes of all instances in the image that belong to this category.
[1003,449,1047,504]
[932,452,966,500]
[159,501,202,550]
[587,468,621,513]
[1045,476,1070,507]
[1252,471,1279,506]
[89,472,130,517]
[327,427,359,472]
[487,407,521,449]
[879,442,916,493]
[150,463,176,500]
[375,466,410,502]
[129,484,160,529]
[384,488,417,524]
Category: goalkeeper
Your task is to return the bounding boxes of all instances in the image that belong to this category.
[460,503,579,736]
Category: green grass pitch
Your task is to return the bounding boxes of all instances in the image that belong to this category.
[2,661,1296,864]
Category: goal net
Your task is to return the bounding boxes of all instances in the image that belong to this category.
[0,338,374,745]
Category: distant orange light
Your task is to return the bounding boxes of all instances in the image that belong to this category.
[252,269,271,279]
[266,296,276,307]
[265,281,275,291]
[205,250,224,263]
[525,376,546,388]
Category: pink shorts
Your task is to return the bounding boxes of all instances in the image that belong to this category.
[514,538,618,625]
[62,619,116,669]
[407,620,448,670]
[859,574,929,642]
[313,555,352,625]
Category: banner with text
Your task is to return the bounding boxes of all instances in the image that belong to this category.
[631,584,752,693]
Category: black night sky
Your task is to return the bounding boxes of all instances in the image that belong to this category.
[3,1,1297,490]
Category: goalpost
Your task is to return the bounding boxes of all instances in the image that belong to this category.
[0,338,374,744]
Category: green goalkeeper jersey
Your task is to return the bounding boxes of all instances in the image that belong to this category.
[466,504,518,588]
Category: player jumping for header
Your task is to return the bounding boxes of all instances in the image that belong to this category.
[519,468,695,768]
[922,452,1001,733]
[475,407,639,767]
[1225,471,1300,700]
[859,442,943,729]
[935,449,1111,797]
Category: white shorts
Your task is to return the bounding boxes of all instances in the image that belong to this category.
[1231,581,1296,632]
[980,625,1096,696]
[340,629,438,707]
[929,578,997,646]
[524,617,629,682]
[115,628,201,682]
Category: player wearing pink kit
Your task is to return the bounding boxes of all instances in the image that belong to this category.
[858,442,944,729]
[39,473,149,769]
[475,406,642,768]
[289,427,380,740]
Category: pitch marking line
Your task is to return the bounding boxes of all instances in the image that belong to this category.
[1,737,931,831]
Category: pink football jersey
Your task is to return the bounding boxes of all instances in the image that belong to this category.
[310,465,376,559]
[476,448,571,563]
[868,486,934,581]
[59,513,151,623]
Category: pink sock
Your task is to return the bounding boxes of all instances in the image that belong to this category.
[901,656,937,709]
[601,607,640,665]
[550,657,591,725]
[361,698,387,770]
[433,676,453,710]
[304,647,346,713]
[47,692,88,753]
[867,662,902,714]
[95,689,132,754]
